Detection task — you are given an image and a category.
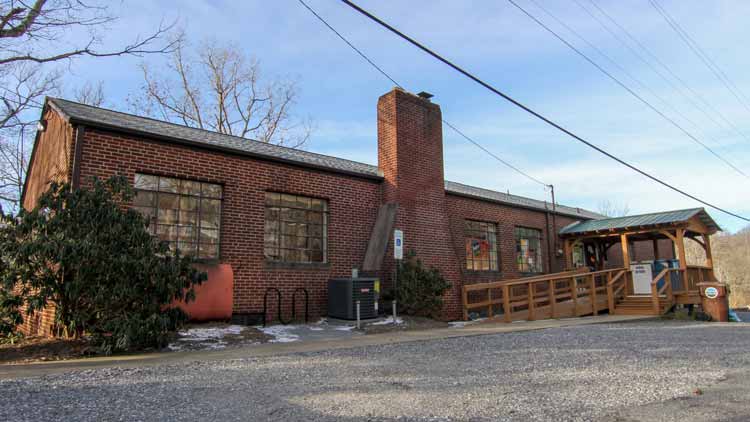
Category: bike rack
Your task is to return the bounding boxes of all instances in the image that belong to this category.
[263,288,287,327]
[292,288,309,323]
[262,287,310,326]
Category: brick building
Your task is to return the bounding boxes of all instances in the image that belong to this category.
[22,87,668,332]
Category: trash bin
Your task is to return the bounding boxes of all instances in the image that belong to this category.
[669,259,682,290]
[697,282,729,322]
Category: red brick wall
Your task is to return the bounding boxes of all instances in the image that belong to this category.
[75,128,382,321]
[605,239,675,267]
[445,193,581,284]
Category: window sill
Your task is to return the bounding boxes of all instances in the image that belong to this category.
[464,270,503,277]
[265,261,330,270]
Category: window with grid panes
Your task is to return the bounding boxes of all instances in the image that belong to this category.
[464,220,498,271]
[515,227,543,273]
[132,174,222,260]
[264,192,327,263]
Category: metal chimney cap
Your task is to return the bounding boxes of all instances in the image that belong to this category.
[417,91,434,100]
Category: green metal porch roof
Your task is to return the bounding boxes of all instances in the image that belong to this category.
[559,208,720,236]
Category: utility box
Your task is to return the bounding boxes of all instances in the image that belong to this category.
[328,278,377,320]
[698,282,729,322]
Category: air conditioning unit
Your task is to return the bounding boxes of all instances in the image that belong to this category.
[327,278,377,320]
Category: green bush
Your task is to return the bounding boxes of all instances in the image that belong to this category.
[0,289,22,343]
[0,176,206,353]
[395,250,452,318]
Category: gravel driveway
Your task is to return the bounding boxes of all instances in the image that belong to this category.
[2,320,749,421]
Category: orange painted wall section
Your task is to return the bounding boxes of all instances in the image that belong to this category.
[176,264,234,321]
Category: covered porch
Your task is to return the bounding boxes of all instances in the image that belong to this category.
[461,208,721,321]
[559,208,720,315]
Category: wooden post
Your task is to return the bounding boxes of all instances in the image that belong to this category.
[549,279,557,318]
[620,234,630,267]
[703,234,715,280]
[571,276,578,316]
[676,229,688,288]
[676,229,687,270]
[487,288,493,319]
[503,284,511,323]
[652,238,660,260]
[563,239,572,270]
[606,272,615,313]
[590,274,597,315]
[527,282,535,321]
[666,269,674,301]
[651,280,660,315]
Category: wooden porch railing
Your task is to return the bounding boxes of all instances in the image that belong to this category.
[462,267,627,322]
[685,265,713,291]
[649,268,678,314]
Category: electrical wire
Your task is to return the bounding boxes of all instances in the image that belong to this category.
[297,0,550,189]
[338,0,750,222]
[529,0,742,158]
[581,0,750,145]
[649,0,750,115]
[507,0,747,179]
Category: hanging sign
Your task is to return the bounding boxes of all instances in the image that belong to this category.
[394,229,403,260]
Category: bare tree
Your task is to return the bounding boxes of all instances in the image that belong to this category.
[131,38,311,147]
[0,0,178,212]
[74,81,105,107]
[597,200,630,218]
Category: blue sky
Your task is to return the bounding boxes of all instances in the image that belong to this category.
[57,1,750,232]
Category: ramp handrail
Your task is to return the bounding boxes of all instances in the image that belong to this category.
[462,267,625,322]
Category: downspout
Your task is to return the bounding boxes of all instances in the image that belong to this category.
[545,210,553,273]
[550,184,559,269]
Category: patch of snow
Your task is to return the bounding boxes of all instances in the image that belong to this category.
[167,325,244,351]
[177,325,244,341]
[370,316,404,326]
[259,325,300,343]
[449,318,487,328]
[308,327,324,331]
[334,325,356,331]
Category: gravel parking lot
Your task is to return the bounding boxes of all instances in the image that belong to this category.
[2,320,749,421]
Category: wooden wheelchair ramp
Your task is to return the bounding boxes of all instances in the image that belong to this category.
[462,265,708,322]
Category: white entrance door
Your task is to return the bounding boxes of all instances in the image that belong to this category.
[631,264,653,295]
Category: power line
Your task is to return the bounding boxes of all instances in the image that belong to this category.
[583,0,750,145]
[649,0,750,115]
[529,0,741,157]
[507,0,747,179]
[338,0,750,222]
[297,0,550,189]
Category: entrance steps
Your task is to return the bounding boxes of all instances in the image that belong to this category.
[614,295,672,315]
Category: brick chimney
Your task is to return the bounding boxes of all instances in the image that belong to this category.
[378,88,445,205]
[377,88,462,318]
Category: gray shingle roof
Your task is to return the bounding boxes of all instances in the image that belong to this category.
[48,98,383,179]
[444,181,602,219]
[559,208,720,235]
[47,97,601,220]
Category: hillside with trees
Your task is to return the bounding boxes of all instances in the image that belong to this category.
[686,227,750,308]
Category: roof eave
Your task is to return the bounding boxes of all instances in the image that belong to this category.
[445,189,598,220]
[68,116,385,182]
